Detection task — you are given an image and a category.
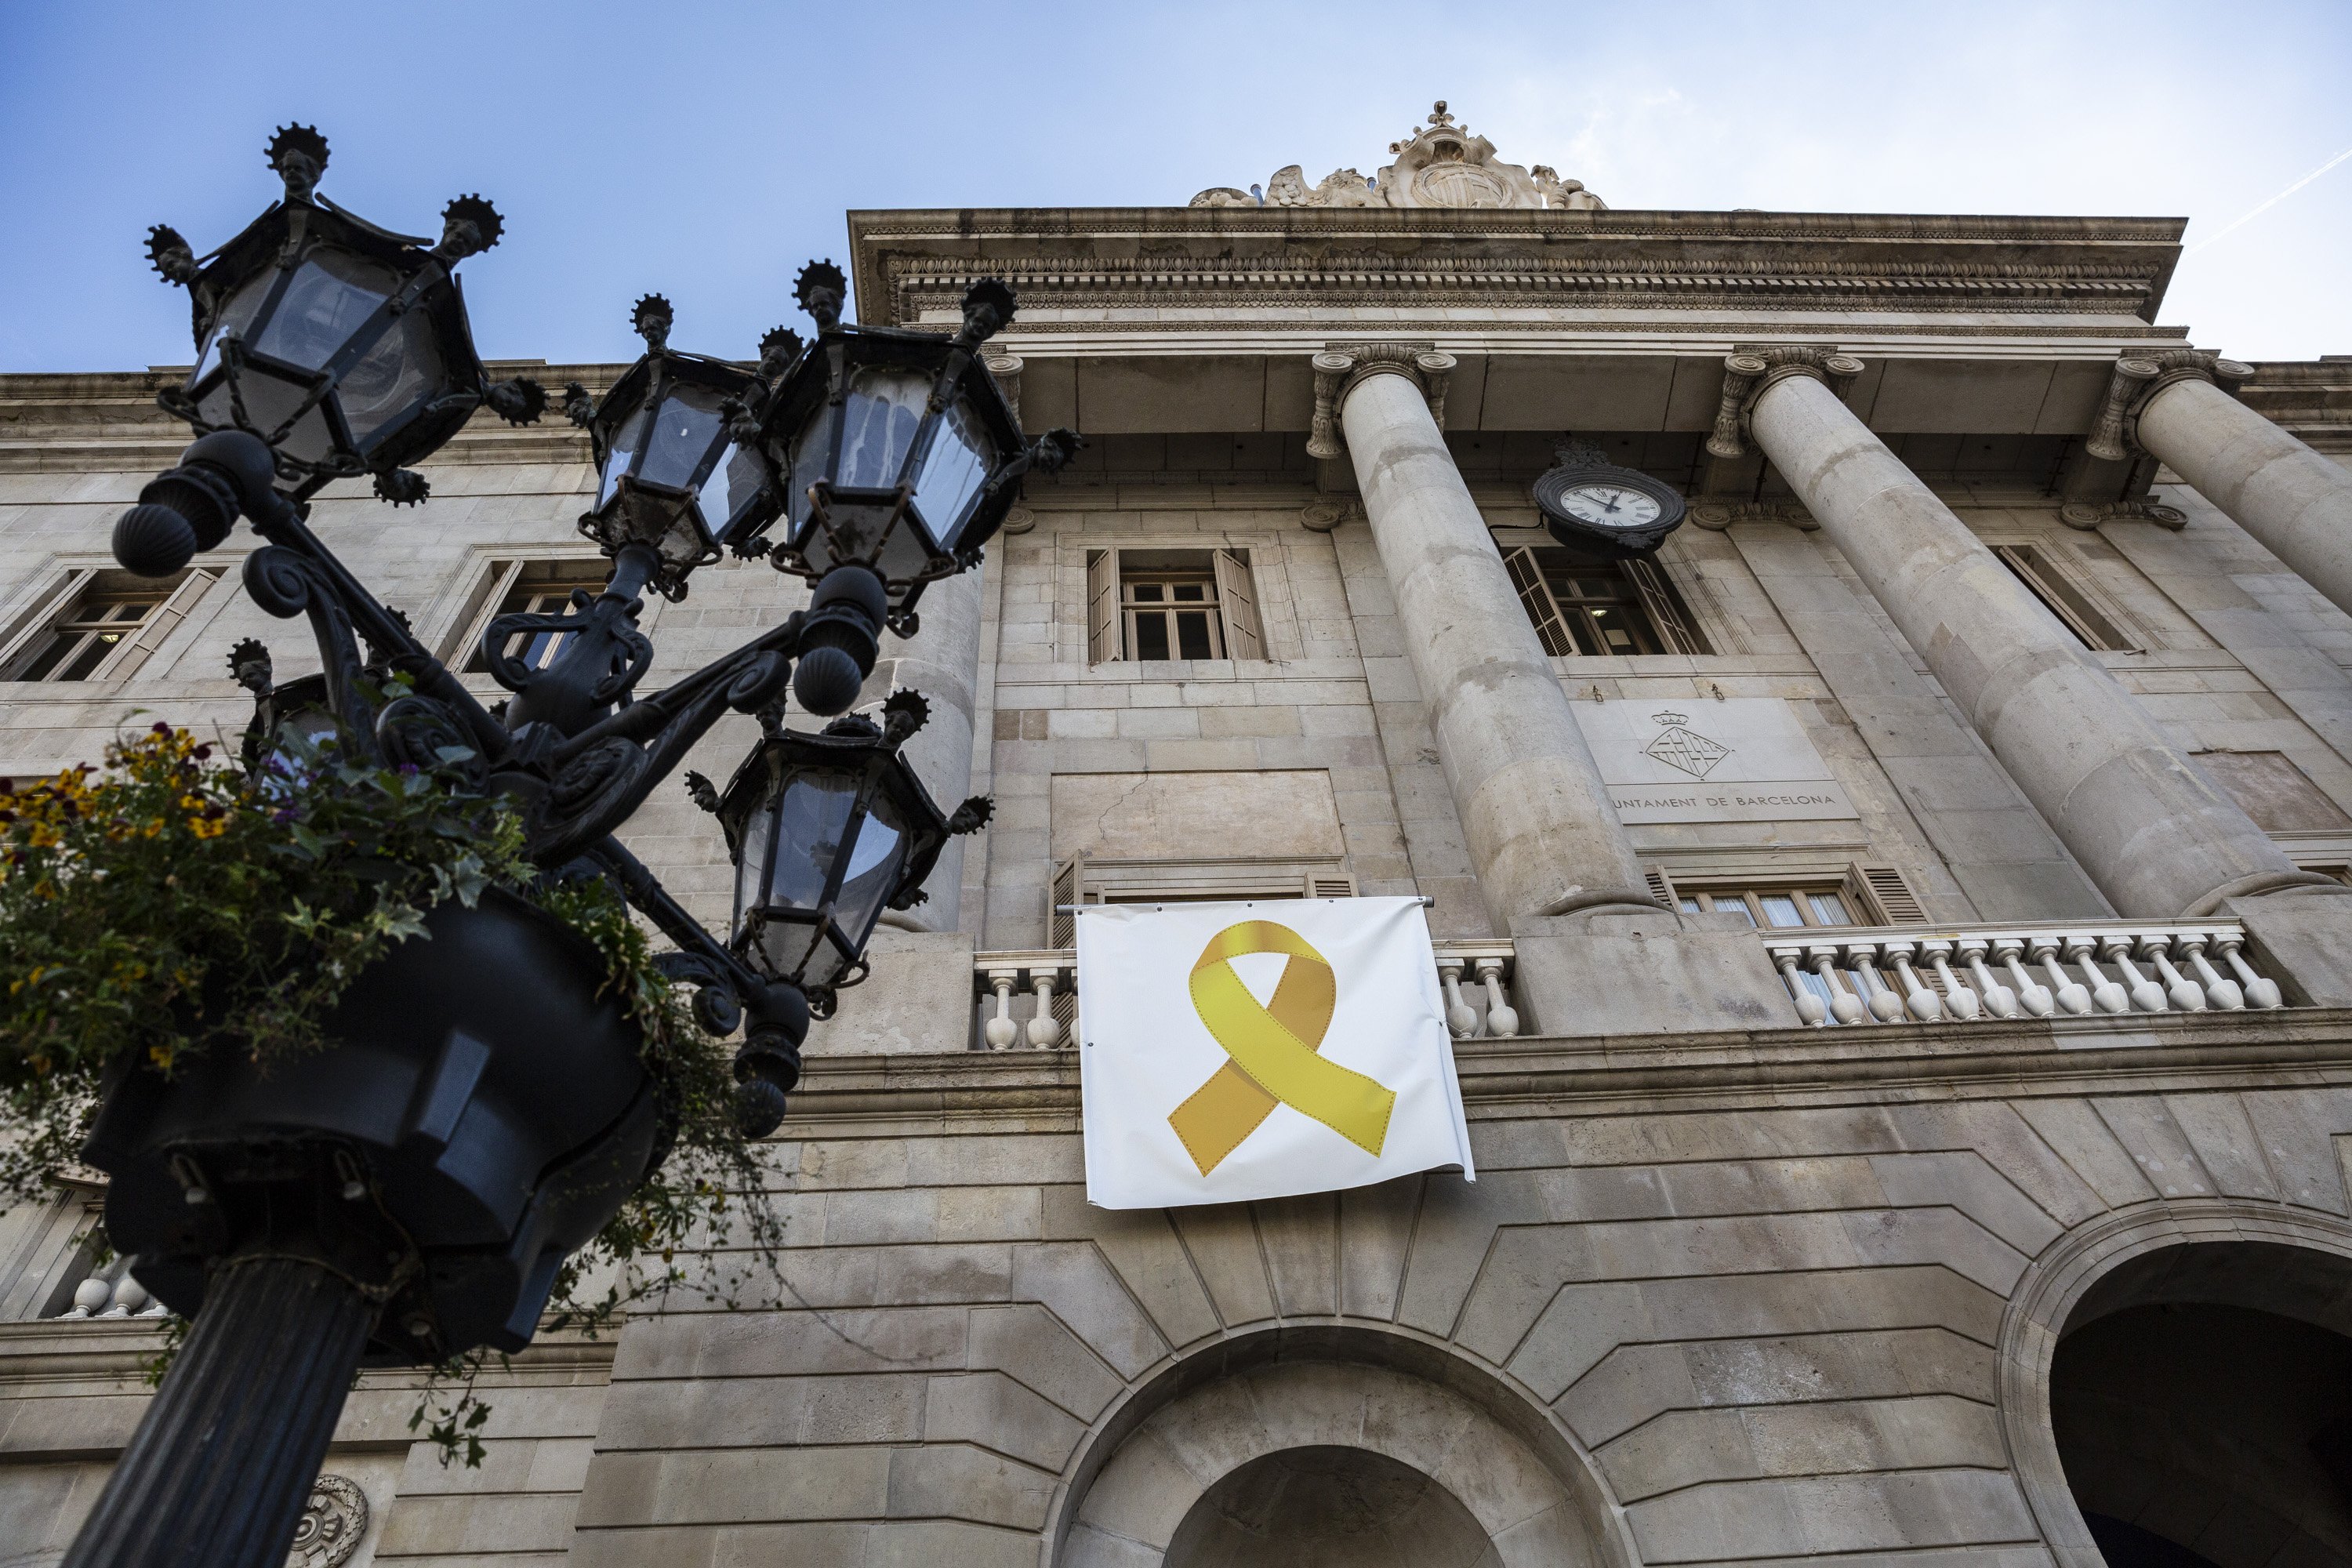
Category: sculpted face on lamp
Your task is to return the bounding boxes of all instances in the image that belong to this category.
[116,132,1077,1134]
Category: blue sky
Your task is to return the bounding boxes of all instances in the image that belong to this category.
[4,1,2348,370]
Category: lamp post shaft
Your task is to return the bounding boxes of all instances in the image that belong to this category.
[61,1257,374,1568]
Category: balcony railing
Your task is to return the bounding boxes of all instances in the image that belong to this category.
[969,939,1523,1049]
[1761,921,2285,1026]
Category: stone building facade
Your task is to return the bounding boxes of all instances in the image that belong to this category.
[8,105,2352,1566]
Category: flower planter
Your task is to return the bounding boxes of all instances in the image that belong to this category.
[81,885,662,1360]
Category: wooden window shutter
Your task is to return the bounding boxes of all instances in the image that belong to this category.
[1086,550,1120,664]
[1992,544,2139,653]
[446,558,525,666]
[1501,546,1574,657]
[1214,550,1264,660]
[1851,863,1926,925]
[1303,872,1359,898]
[1049,855,1085,947]
[0,568,96,676]
[1623,557,1711,655]
[93,568,218,681]
[1642,865,1678,908]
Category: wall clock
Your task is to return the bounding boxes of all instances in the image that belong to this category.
[1532,440,1688,559]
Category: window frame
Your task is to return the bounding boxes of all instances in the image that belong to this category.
[1991,540,2143,654]
[1648,861,1927,928]
[0,567,221,684]
[443,557,619,675]
[1084,546,1265,666]
[1500,541,1711,657]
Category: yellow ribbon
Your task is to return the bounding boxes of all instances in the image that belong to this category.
[1167,920,1396,1176]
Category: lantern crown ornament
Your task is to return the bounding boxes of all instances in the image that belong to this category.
[140,127,544,524]
[750,264,1083,634]
[564,294,777,600]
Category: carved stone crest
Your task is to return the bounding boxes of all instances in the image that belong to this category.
[287,1474,368,1568]
[1191,102,1606,211]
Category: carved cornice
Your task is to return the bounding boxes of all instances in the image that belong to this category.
[2085,348,2256,460]
[1705,347,1866,459]
[847,205,2193,340]
[1307,345,1457,459]
[876,252,2173,332]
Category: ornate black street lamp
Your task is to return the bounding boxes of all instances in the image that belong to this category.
[65,129,1079,1568]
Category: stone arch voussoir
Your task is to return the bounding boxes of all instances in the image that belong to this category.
[1998,1198,2352,1568]
[1048,1319,1637,1568]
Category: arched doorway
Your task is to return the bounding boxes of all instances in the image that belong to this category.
[1054,1326,1627,1568]
[2044,1239,2352,1567]
[1163,1446,1490,1566]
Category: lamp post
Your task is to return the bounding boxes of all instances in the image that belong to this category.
[64,129,1079,1568]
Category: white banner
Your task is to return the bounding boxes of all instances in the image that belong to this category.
[1076,898,1474,1210]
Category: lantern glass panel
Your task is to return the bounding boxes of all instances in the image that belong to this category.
[212,370,337,467]
[253,249,397,371]
[339,305,444,448]
[784,403,833,533]
[912,395,993,551]
[702,441,767,540]
[641,381,728,492]
[832,792,910,950]
[765,768,864,913]
[194,270,276,383]
[597,405,650,506]
[837,368,931,489]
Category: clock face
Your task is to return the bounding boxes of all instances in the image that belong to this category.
[1557,483,1663,532]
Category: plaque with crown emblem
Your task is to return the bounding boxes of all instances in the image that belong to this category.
[1533,438,1688,559]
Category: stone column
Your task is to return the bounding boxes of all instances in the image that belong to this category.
[2115,353,2352,621]
[1722,348,2329,917]
[1328,347,1655,926]
[877,564,982,931]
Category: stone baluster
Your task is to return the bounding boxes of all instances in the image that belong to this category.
[2063,935,2131,1014]
[1773,949,1831,1025]
[1809,945,1866,1023]
[2211,931,2285,1010]
[1436,957,1480,1037]
[1475,958,1521,1038]
[2099,936,2169,1012]
[1954,938,2016,1017]
[1846,943,1907,1022]
[2111,352,2352,621]
[1922,941,1984,1020]
[1994,938,2057,1016]
[2028,937,2094,1014]
[1722,347,2333,918]
[1879,940,1944,1021]
[982,967,1021,1050]
[1025,967,1064,1048]
[2139,936,2207,1011]
[60,1276,111,1319]
[1325,346,1657,927]
[2176,934,2245,1010]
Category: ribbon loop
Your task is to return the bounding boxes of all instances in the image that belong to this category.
[1168,920,1396,1175]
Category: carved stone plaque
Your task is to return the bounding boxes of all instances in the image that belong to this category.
[1569,699,1858,824]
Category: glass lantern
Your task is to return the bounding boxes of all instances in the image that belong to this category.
[714,711,953,1000]
[752,266,1043,621]
[151,126,525,499]
[572,296,780,597]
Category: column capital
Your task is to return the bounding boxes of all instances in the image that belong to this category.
[1705,346,1865,459]
[2085,347,2253,461]
[1308,343,1458,459]
[981,348,1023,424]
